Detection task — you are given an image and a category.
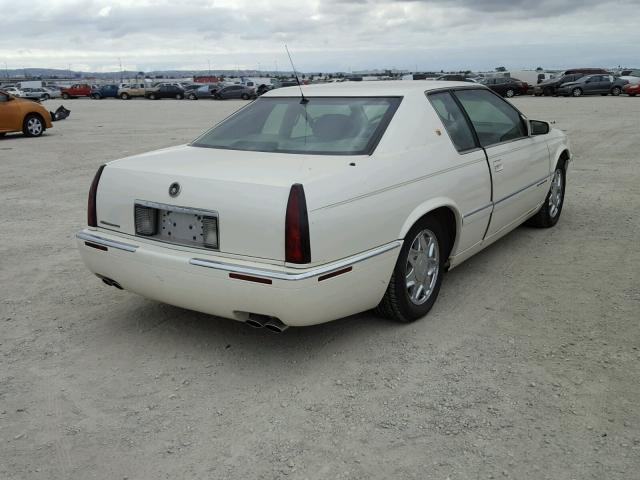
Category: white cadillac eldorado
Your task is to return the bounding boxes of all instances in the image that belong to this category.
[76,81,571,331]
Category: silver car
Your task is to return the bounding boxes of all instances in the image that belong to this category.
[18,88,48,101]
[185,84,221,100]
[42,87,62,99]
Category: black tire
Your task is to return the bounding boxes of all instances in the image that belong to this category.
[61,92,70,99]
[543,87,553,96]
[611,87,622,96]
[572,88,583,97]
[176,93,183,100]
[91,94,100,99]
[149,93,156,100]
[241,93,250,100]
[0,132,6,137]
[22,114,45,137]
[630,94,636,97]
[188,93,197,100]
[42,93,50,100]
[505,89,515,98]
[120,93,129,100]
[375,216,448,323]
[527,166,566,228]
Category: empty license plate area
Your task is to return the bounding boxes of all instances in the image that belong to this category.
[134,201,219,250]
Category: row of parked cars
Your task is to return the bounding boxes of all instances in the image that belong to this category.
[58,82,259,101]
[437,68,640,99]
[0,81,263,102]
[533,68,640,97]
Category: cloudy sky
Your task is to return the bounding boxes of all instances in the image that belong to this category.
[2,0,639,73]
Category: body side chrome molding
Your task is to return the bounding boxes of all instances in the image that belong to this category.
[494,174,550,206]
[463,203,493,219]
[190,241,402,281]
[463,173,550,220]
[76,231,138,252]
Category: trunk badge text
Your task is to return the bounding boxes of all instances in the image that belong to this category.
[169,182,181,197]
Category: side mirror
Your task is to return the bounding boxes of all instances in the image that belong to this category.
[530,120,550,135]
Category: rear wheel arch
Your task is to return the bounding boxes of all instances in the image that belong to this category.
[555,149,570,171]
[400,203,460,261]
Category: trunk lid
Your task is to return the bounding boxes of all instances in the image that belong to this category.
[96,144,354,262]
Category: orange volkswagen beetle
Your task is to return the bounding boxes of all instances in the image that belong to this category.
[0,90,53,137]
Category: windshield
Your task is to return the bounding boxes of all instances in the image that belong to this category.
[191,96,402,155]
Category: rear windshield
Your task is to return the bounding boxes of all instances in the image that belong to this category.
[191,96,402,155]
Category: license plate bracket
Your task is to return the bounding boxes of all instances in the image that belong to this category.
[134,200,219,250]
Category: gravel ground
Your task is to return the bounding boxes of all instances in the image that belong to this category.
[1,95,638,480]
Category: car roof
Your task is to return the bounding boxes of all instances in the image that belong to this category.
[264,80,481,97]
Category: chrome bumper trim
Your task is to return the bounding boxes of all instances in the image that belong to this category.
[76,231,138,252]
[190,241,402,281]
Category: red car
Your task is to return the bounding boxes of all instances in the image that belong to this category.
[61,83,92,99]
[623,83,640,96]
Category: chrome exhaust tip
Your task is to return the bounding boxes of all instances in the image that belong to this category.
[245,314,269,329]
[264,318,289,333]
[98,275,123,290]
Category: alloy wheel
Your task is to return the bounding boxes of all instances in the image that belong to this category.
[27,117,43,136]
[549,169,564,218]
[405,229,440,306]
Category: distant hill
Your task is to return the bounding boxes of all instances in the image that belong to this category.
[1,68,296,81]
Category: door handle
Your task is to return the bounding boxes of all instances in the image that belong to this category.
[493,159,504,172]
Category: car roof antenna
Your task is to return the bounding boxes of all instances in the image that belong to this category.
[285,45,308,104]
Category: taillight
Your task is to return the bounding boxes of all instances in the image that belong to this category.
[87,164,105,227]
[285,183,311,264]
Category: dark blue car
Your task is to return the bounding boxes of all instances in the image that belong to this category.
[90,84,119,99]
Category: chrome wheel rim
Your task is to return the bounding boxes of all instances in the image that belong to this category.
[549,169,563,218]
[27,118,42,135]
[573,88,581,97]
[506,89,514,98]
[406,229,439,306]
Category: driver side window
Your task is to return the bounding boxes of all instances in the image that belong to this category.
[454,89,527,147]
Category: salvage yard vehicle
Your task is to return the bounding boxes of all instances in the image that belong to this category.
[214,84,256,100]
[118,83,147,99]
[557,74,618,97]
[17,87,48,101]
[623,83,640,96]
[481,77,528,97]
[91,84,119,99]
[534,73,585,96]
[76,81,571,330]
[42,86,62,99]
[61,83,92,99]
[186,84,220,100]
[145,84,185,100]
[0,90,53,137]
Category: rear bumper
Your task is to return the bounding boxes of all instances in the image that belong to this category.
[76,229,400,327]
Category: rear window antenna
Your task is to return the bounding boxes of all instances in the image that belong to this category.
[285,45,308,104]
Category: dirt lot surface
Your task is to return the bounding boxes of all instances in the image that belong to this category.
[1,95,639,480]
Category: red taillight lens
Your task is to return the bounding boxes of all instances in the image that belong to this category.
[87,164,105,227]
[285,183,311,264]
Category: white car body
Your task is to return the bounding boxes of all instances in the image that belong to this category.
[4,87,22,96]
[76,81,571,328]
[619,75,640,85]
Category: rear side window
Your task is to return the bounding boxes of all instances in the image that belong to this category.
[454,89,527,147]
[428,92,477,152]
